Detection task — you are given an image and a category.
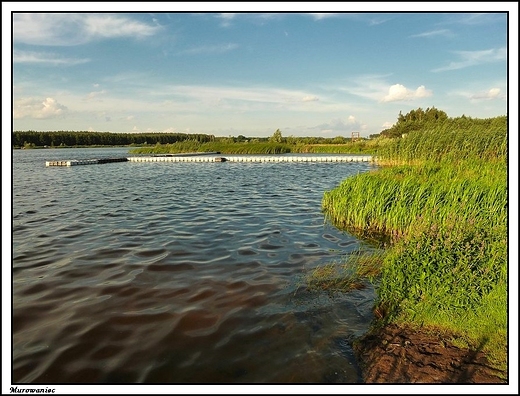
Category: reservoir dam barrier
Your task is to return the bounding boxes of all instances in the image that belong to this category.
[45,154,374,167]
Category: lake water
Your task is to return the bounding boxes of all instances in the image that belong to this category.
[12,147,378,384]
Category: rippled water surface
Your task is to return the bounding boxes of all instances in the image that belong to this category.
[13,148,377,383]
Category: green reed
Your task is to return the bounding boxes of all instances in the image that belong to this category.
[323,160,507,238]
[130,141,292,154]
[321,115,508,370]
[295,138,391,154]
[305,249,384,294]
[375,116,507,164]
[129,138,388,155]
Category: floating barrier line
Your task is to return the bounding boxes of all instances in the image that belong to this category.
[45,157,128,167]
[151,151,221,157]
[127,155,373,163]
[46,155,373,166]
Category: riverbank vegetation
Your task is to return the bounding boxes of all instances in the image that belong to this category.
[128,130,390,155]
[320,110,508,372]
[13,128,394,155]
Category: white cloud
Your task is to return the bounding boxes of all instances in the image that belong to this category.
[443,13,505,26]
[382,84,432,102]
[302,95,319,102]
[214,13,285,27]
[334,73,393,101]
[154,84,323,109]
[13,13,160,46]
[367,16,393,26]
[470,88,504,100]
[311,116,366,135]
[85,90,107,101]
[217,13,237,21]
[432,47,506,72]
[13,50,90,65]
[215,13,237,27]
[14,97,67,119]
[178,43,239,55]
[410,29,453,38]
[83,14,158,38]
[308,13,339,21]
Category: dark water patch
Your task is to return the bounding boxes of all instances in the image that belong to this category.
[302,242,320,248]
[258,243,283,250]
[134,248,168,258]
[147,262,195,272]
[237,247,258,256]
[19,283,49,297]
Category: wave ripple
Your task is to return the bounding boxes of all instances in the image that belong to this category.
[13,148,376,383]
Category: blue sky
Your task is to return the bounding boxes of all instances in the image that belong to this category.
[6,4,517,138]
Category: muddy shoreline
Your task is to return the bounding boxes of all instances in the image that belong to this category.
[352,324,507,384]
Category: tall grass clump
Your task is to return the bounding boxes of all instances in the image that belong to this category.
[305,249,384,294]
[323,160,507,239]
[375,115,507,164]
[322,111,508,370]
[295,138,393,155]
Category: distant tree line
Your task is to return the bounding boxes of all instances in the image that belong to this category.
[13,129,367,148]
[12,131,216,148]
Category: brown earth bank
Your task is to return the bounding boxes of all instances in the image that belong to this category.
[352,323,507,384]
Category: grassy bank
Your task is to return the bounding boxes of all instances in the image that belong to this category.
[128,138,389,155]
[320,113,508,370]
[129,141,292,154]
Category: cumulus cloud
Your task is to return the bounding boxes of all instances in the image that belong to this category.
[382,84,432,102]
[14,97,67,119]
[13,50,90,65]
[470,87,504,100]
[432,47,506,72]
[13,13,160,46]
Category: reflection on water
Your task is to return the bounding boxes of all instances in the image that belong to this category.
[12,148,376,383]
